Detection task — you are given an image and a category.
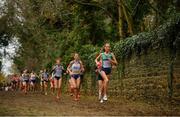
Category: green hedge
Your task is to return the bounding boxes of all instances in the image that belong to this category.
[112,14,180,60]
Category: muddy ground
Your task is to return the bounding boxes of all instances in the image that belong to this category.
[0,91,179,116]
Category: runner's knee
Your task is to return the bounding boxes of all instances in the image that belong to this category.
[104,78,109,82]
[71,85,77,89]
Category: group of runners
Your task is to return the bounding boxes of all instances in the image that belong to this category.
[8,43,118,103]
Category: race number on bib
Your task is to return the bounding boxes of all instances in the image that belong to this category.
[103,60,111,68]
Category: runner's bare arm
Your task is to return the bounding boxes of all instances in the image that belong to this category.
[67,61,73,74]
[110,53,118,65]
[80,61,84,72]
[51,66,56,74]
[95,53,102,64]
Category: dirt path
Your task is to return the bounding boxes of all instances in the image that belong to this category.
[0,91,179,116]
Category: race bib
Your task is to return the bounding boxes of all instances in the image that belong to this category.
[103,60,111,68]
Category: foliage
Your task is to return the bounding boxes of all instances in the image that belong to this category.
[0,0,178,74]
[113,13,180,60]
[0,72,5,83]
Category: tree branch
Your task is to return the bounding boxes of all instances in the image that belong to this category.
[72,0,116,22]
[146,1,166,19]
[131,0,141,16]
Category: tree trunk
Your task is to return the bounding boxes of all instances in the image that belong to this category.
[117,0,124,39]
[121,0,134,36]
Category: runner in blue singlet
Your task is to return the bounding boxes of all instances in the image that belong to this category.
[22,69,30,94]
[30,71,36,92]
[52,58,64,100]
[42,69,49,95]
[67,53,84,101]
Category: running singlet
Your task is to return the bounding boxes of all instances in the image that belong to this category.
[71,61,81,74]
[15,77,19,82]
[22,73,29,80]
[12,76,16,81]
[42,72,49,79]
[54,65,63,77]
[30,74,36,80]
[102,52,113,68]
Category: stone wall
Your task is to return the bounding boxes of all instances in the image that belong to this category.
[108,48,180,100]
[173,49,180,98]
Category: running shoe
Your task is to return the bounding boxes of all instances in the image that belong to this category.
[100,99,103,103]
[103,95,108,101]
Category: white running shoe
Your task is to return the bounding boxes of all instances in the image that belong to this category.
[103,95,108,101]
[100,99,103,103]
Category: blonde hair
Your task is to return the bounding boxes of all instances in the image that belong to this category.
[74,53,80,60]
